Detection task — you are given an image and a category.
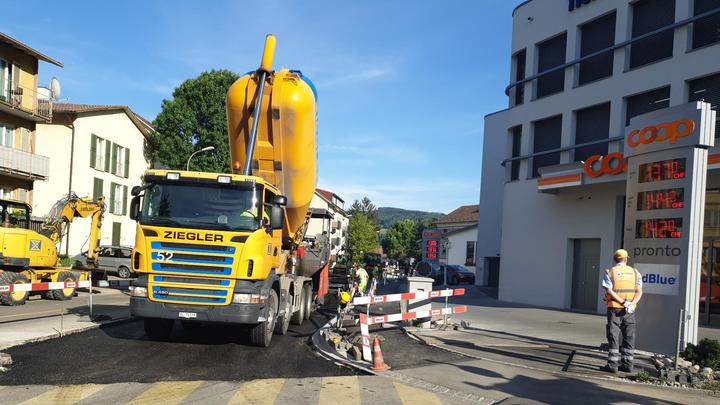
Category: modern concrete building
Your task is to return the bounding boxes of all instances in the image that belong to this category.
[307,188,349,265]
[33,103,153,256]
[477,0,720,326]
[0,32,62,205]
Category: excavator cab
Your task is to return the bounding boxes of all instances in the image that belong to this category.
[0,198,31,230]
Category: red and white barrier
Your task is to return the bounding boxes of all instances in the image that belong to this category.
[0,280,90,293]
[352,288,465,305]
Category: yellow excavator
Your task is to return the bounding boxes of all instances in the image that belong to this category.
[0,193,105,306]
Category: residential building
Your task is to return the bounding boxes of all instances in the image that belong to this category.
[477,0,720,328]
[440,223,478,275]
[0,32,62,205]
[34,103,153,256]
[308,188,349,264]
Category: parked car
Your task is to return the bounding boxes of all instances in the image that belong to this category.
[445,265,476,285]
[72,245,134,278]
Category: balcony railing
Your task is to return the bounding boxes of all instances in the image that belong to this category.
[0,145,50,180]
[0,83,52,121]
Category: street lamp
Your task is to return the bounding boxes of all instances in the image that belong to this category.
[186,146,215,171]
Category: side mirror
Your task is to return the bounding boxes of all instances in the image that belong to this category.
[129,196,141,221]
[131,186,142,196]
[273,195,288,206]
[270,206,284,230]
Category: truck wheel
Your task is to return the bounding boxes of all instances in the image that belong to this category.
[274,289,291,335]
[291,287,305,325]
[144,318,174,340]
[303,284,313,320]
[49,271,77,301]
[117,266,132,279]
[0,272,30,306]
[250,290,278,347]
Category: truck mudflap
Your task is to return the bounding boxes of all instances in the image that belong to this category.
[130,297,269,325]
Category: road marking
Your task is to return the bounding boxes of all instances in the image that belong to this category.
[227,378,284,405]
[18,383,105,405]
[394,381,442,405]
[127,381,203,405]
[318,376,360,405]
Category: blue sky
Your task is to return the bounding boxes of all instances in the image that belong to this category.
[4,1,517,213]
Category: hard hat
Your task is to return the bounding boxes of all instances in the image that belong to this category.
[614,249,629,261]
[339,291,351,305]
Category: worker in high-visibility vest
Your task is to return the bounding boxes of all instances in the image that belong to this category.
[601,249,643,374]
[354,266,369,296]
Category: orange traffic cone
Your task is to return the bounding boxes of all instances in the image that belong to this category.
[371,336,390,372]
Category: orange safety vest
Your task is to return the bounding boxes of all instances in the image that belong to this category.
[606,265,638,309]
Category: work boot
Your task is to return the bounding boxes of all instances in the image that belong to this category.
[619,364,634,373]
[600,364,618,373]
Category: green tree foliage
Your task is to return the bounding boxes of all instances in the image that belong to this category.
[348,213,379,263]
[376,207,443,230]
[349,197,378,224]
[147,70,240,172]
[382,219,418,260]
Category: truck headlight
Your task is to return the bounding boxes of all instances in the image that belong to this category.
[130,286,148,297]
[232,293,266,304]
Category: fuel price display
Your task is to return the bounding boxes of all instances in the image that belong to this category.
[636,188,685,211]
[425,239,438,260]
[635,218,683,239]
[638,158,686,183]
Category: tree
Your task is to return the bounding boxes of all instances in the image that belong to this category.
[147,70,240,172]
[348,213,379,263]
[382,219,418,260]
[349,197,378,224]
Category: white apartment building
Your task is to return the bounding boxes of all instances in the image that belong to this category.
[34,103,152,256]
[307,189,349,264]
[477,0,720,326]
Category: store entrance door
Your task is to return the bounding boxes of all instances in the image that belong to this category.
[701,239,720,326]
[571,239,601,312]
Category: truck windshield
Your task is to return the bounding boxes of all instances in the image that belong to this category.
[140,182,262,231]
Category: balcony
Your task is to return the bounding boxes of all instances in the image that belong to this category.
[0,145,49,180]
[0,84,52,122]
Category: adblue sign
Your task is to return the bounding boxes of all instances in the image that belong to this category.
[583,118,697,178]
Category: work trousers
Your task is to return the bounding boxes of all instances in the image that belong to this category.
[606,308,636,367]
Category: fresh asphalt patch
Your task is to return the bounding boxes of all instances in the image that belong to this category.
[0,310,357,385]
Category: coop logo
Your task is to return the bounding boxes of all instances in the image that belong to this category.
[584,152,627,178]
[626,119,695,149]
[642,273,677,286]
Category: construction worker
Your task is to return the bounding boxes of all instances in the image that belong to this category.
[354,265,369,295]
[601,249,643,373]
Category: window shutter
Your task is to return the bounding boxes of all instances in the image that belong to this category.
[110,183,116,214]
[124,148,130,178]
[111,143,118,175]
[90,135,97,168]
[123,185,128,215]
[104,141,111,172]
[93,178,103,200]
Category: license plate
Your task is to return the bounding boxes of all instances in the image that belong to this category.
[179,312,197,319]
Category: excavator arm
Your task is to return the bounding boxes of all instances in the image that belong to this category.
[40,193,106,267]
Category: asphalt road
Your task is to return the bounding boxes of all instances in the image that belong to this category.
[0,309,357,385]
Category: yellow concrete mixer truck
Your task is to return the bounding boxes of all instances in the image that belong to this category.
[128,35,330,346]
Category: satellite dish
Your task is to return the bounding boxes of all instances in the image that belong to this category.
[50,77,61,100]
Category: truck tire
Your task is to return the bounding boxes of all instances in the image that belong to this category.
[303,284,312,320]
[144,318,174,340]
[250,290,278,347]
[291,287,305,325]
[274,289,291,335]
[48,271,77,301]
[0,272,30,306]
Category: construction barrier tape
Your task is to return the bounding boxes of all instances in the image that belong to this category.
[0,280,91,293]
[352,288,465,306]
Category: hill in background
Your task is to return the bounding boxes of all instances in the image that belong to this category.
[377,207,444,229]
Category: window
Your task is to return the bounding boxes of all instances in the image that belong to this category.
[692,0,720,49]
[19,128,30,152]
[579,12,616,85]
[510,125,522,181]
[536,33,567,98]
[93,178,104,201]
[630,0,675,69]
[532,115,562,178]
[15,188,27,202]
[514,49,526,106]
[574,102,611,162]
[110,143,130,178]
[626,86,671,125]
[0,59,11,101]
[465,241,475,266]
[0,124,14,148]
[90,135,109,171]
[110,182,127,215]
[0,188,12,199]
[689,72,720,137]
